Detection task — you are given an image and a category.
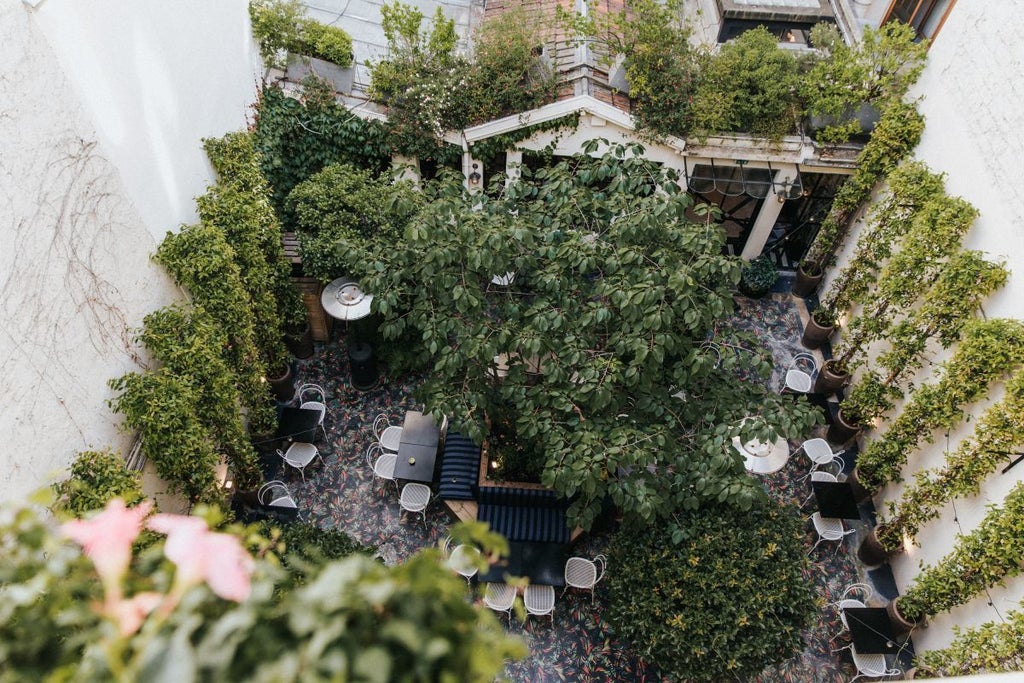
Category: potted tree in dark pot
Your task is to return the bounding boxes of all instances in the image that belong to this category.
[738,256,779,298]
[803,305,838,351]
[793,259,824,297]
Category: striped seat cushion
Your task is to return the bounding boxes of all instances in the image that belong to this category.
[438,432,481,501]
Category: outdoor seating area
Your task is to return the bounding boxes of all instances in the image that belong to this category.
[249,289,914,682]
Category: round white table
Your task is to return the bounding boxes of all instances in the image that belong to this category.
[732,421,790,474]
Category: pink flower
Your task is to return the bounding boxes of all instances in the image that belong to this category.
[62,499,152,585]
[148,513,253,602]
[110,592,163,636]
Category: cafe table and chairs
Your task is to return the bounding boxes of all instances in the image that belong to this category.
[392,410,442,484]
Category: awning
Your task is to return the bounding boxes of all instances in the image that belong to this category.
[685,160,803,200]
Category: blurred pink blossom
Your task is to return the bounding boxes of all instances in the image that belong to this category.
[62,499,152,585]
[110,592,163,636]
[148,513,253,602]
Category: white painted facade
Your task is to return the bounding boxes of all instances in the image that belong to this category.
[0,0,259,506]
[830,0,1024,656]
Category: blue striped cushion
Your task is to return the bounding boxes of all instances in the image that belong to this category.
[438,432,481,501]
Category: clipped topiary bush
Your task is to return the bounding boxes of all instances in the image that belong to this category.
[605,501,816,682]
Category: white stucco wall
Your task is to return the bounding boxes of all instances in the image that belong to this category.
[0,0,261,506]
[832,0,1024,654]
[29,0,263,240]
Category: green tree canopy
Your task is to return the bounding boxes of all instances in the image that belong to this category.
[605,501,817,681]
[358,141,821,530]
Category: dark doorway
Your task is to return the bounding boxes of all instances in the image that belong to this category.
[761,172,848,269]
[686,189,764,257]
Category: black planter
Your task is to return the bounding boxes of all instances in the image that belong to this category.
[793,261,823,297]
[814,360,849,394]
[285,324,315,359]
[801,316,835,349]
[826,406,861,445]
[847,466,873,503]
[267,363,295,402]
[857,527,899,567]
[738,280,772,298]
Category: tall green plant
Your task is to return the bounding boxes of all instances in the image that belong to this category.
[109,370,220,505]
[369,3,468,158]
[898,481,1024,623]
[135,306,264,490]
[913,606,1024,676]
[802,22,927,144]
[856,318,1024,490]
[154,223,274,432]
[879,369,1024,550]
[832,194,977,371]
[819,161,946,314]
[201,132,300,363]
[803,100,925,275]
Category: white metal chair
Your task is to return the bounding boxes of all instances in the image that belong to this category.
[276,442,322,482]
[809,512,855,554]
[835,643,902,683]
[524,584,556,625]
[562,554,607,604]
[297,384,328,440]
[783,352,817,394]
[373,414,403,452]
[366,443,397,495]
[257,480,298,508]
[798,437,846,481]
[802,470,839,507]
[443,536,480,583]
[399,482,431,529]
[828,583,873,644]
[482,582,517,619]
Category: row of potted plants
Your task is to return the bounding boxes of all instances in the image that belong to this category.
[109,132,304,505]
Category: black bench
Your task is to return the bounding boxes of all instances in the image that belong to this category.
[477,486,571,544]
[438,432,481,501]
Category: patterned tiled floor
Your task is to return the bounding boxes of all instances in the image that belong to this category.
[278,291,864,682]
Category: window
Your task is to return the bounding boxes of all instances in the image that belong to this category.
[884,0,956,42]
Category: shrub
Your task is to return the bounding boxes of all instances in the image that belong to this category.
[303,20,353,67]
[738,256,778,297]
[53,450,146,517]
[605,502,816,681]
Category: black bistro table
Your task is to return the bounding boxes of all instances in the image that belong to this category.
[844,606,900,654]
[392,411,441,483]
[478,541,567,587]
[813,480,862,520]
[276,406,321,444]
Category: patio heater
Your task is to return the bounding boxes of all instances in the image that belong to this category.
[321,277,378,390]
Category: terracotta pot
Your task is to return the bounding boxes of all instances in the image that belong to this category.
[814,359,849,394]
[857,526,899,567]
[886,597,923,637]
[826,406,861,445]
[846,466,873,503]
[267,363,295,402]
[793,261,824,297]
[285,324,315,359]
[801,316,835,350]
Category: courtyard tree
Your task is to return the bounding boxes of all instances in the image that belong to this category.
[358,141,821,530]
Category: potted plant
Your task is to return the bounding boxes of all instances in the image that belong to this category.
[802,306,837,351]
[857,524,901,567]
[738,256,778,298]
[792,259,824,297]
